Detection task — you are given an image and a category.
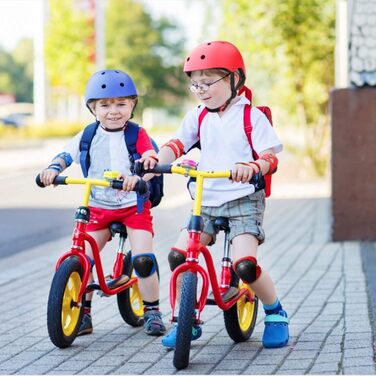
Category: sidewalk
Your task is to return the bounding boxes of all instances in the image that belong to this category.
[0,195,375,375]
[0,139,375,374]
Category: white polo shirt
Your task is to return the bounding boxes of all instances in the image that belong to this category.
[176,96,283,207]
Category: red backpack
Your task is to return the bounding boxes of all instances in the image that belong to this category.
[197,87,274,197]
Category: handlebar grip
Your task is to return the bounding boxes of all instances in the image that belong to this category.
[35,174,67,187]
[250,171,266,191]
[110,178,149,195]
[134,161,172,176]
[35,174,45,187]
[135,179,148,195]
[111,179,124,190]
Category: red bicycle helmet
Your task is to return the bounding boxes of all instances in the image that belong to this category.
[184,41,249,112]
[183,41,246,79]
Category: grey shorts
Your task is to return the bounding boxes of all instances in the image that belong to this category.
[187,189,266,245]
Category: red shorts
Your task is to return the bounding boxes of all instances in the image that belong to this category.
[87,202,153,235]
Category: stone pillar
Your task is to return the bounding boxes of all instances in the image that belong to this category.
[331,88,376,241]
[331,0,376,241]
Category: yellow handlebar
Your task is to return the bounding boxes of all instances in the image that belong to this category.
[170,165,231,216]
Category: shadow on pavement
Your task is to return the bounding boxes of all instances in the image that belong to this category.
[361,242,376,330]
[0,207,75,259]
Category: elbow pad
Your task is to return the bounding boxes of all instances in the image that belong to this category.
[259,153,278,175]
[52,152,73,168]
[162,139,184,159]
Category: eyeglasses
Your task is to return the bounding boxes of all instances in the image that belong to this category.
[189,72,231,93]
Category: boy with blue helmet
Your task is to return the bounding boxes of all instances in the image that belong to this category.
[39,69,166,337]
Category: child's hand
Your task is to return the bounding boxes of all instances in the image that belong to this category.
[40,168,59,187]
[118,174,141,192]
[232,163,256,183]
[137,155,158,171]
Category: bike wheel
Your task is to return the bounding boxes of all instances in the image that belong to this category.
[47,256,84,348]
[223,273,258,342]
[117,251,144,327]
[173,271,198,370]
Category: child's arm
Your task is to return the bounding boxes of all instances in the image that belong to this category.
[232,148,278,183]
[39,152,73,187]
[139,138,184,170]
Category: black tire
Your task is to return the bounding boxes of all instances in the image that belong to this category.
[223,273,258,342]
[47,257,84,348]
[117,251,144,327]
[173,272,198,370]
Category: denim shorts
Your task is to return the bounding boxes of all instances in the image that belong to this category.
[198,189,266,245]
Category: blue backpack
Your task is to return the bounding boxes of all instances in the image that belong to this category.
[79,121,164,208]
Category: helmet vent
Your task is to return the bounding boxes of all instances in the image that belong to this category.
[101,84,106,89]
[200,55,205,60]
[120,83,124,87]
[101,71,105,75]
[186,57,190,62]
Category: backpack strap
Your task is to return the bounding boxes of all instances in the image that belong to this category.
[243,104,258,160]
[238,85,253,103]
[124,121,141,163]
[79,121,99,178]
[124,121,150,212]
[197,107,209,138]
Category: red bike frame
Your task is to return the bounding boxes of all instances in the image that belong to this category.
[169,229,253,323]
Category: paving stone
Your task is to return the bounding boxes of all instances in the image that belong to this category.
[243,365,276,374]
[309,362,339,373]
[343,366,376,374]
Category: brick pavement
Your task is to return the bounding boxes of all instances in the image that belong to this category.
[0,193,375,375]
[0,138,375,374]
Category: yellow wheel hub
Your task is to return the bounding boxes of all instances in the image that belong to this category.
[61,271,82,337]
[130,281,144,317]
[237,282,256,332]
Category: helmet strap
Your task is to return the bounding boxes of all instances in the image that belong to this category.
[100,122,127,132]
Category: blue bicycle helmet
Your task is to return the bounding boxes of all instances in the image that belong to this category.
[85,69,138,105]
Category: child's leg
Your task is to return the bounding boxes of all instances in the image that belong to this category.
[127,228,165,335]
[78,228,110,336]
[127,228,159,302]
[232,233,289,348]
[231,233,277,304]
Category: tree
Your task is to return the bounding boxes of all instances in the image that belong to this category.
[221,0,335,176]
[105,0,187,114]
[45,0,95,95]
[44,0,187,118]
[0,40,33,102]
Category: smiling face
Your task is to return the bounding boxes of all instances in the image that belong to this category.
[189,70,233,110]
[90,97,135,129]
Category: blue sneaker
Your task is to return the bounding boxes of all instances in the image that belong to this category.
[143,310,166,336]
[161,324,202,348]
[262,309,289,348]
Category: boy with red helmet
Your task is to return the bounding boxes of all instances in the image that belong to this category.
[39,69,166,337]
[144,41,288,349]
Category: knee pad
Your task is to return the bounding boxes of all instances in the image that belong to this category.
[132,253,158,278]
[168,248,187,271]
[233,256,261,284]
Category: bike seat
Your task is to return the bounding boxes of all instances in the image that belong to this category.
[213,217,230,233]
[109,222,127,237]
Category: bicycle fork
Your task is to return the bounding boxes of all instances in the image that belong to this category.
[112,234,127,279]
[219,230,232,294]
